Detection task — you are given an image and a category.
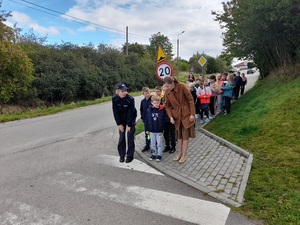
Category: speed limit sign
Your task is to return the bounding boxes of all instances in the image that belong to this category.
[155,62,173,81]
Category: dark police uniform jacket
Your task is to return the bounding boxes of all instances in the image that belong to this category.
[112,94,137,127]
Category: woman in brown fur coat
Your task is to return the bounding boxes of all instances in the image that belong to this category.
[163,76,196,164]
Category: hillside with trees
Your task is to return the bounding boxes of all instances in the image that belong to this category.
[212,0,300,77]
[210,1,299,224]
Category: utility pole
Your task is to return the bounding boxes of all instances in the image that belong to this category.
[126,26,128,56]
[176,31,185,75]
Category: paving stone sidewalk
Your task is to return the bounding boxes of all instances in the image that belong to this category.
[135,120,253,207]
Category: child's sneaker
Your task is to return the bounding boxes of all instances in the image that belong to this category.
[156,156,162,162]
[149,155,156,161]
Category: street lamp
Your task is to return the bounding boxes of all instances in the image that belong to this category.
[176,31,185,62]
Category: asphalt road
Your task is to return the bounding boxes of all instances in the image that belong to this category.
[0,74,259,225]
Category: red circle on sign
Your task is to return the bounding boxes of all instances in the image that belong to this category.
[156,62,173,81]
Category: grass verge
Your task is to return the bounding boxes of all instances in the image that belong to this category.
[135,119,144,136]
[204,75,300,225]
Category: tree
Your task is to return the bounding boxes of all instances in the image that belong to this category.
[0,41,34,103]
[0,3,34,103]
[178,60,189,72]
[18,28,47,45]
[218,53,233,69]
[215,54,232,73]
[247,62,256,69]
[122,42,145,57]
[0,1,17,42]
[188,54,203,74]
[212,0,300,77]
[206,57,218,74]
[147,32,173,61]
[31,43,107,102]
[188,53,214,75]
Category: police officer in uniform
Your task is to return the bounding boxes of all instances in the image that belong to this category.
[112,83,137,163]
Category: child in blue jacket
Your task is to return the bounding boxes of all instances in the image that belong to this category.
[144,96,166,162]
[221,74,234,115]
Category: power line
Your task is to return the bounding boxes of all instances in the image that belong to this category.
[20,0,124,34]
[8,0,149,39]
[8,0,65,20]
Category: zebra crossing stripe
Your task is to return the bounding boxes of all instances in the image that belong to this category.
[0,199,76,225]
[97,154,164,176]
[53,171,230,225]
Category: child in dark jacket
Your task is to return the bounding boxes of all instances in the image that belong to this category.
[144,96,166,162]
[140,87,152,152]
[158,85,176,153]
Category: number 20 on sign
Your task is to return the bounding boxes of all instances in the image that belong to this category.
[156,62,173,81]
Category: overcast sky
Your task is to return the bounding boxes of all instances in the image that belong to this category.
[3,0,226,61]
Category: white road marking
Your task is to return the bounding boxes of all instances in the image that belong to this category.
[97,154,164,176]
[53,172,230,225]
[0,199,76,225]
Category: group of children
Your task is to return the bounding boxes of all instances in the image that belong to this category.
[188,73,235,122]
[140,86,176,162]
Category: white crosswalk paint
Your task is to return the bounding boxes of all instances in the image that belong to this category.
[53,172,230,225]
[97,154,164,176]
[0,199,76,225]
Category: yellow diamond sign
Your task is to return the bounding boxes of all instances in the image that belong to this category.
[198,56,207,67]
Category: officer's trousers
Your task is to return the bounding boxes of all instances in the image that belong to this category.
[118,124,136,158]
